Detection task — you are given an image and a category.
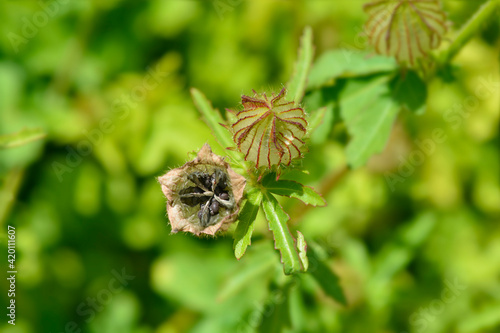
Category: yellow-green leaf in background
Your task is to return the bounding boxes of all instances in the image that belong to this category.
[0,128,46,149]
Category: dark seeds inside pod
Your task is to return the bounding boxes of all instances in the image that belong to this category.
[204,176,213,190]
[210,201,219,215]
[183,169,230,226]
[215,184,224,195]
[179,187,208,206]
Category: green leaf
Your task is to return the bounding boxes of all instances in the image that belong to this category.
[308,105,334,145]
[262,174,326,207]
[308,50,397,89]
[303,85,342,145]
[367,213,436,309]
[339,74,400,168]
[307,106,327,134]
[296,231,309,271]
[288,279,308,330]
[308,244,347,305]
[219,242,275,301]
[190,88,242,164]
[261,191,302,275]
[391,71,427,114]
[372,212,436,284]
[287,26,314,105]
[303,85,341,111]
[233,187,263,259]
[258,282,293,332]
[0,128,46,149]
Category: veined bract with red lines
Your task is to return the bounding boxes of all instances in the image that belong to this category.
[228,88,308,170]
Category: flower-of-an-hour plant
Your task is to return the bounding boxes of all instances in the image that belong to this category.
[156,0,498,306]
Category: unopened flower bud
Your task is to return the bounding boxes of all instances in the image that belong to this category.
[363,0,448,67]
[228,88,308,170]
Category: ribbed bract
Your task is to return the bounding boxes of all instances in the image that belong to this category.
[364,0,448,66]
[230,88,308,169]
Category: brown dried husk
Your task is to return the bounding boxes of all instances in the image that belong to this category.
[158,144,246,236]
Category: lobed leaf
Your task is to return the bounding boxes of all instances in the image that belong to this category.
[262,173,326,207]
[308,50,397,89]
[340,71,427,167]
[261,191,302,275]
[233,187,263,259]
[287,26,314,105]
[339,74,400,168]
[391,70,427,114]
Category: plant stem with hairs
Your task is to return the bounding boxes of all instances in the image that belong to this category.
[438,0,499,65]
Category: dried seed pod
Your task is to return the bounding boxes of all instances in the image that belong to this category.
[228,88,308,169]
[158,144,246,236]
[363,0,448,67]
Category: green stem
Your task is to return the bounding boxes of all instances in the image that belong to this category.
[439,0,499,64]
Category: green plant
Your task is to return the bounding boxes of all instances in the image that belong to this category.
[187,27,325,274]
[1,0,498,332]
[158,0,499,311]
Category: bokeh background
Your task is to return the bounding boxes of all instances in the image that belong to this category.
[1,1,499,332]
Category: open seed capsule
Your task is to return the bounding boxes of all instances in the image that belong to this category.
[158,144,246,236]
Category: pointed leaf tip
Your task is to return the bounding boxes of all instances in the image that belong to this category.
[297,231,309,271]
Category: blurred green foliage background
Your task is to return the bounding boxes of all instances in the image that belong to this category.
[0,1,499,332]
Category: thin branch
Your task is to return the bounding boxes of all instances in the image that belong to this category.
[438,0,499,65]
